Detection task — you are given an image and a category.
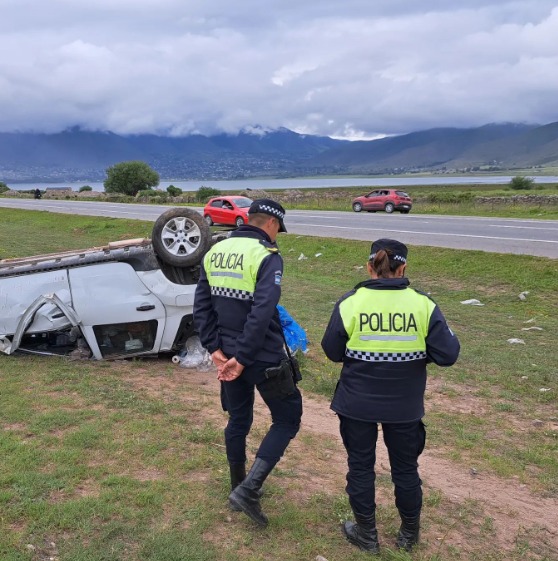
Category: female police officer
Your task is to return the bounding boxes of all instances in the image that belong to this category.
[321,239,460,553]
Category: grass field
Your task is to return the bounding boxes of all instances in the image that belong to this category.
[0,209,557,561]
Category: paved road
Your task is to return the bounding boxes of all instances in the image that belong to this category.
[1,198,557,258]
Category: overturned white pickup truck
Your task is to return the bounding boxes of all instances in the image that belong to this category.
[0,208,227,360]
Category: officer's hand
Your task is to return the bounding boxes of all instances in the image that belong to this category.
[211,349,228,371]
[218,358,245,382]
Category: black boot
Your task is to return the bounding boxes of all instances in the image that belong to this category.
[229,463,246,512]
[228,462,264,511]
[396,515,420,551]
[229,462,246,489]
[228,457,274,527]
[342,512,380,554]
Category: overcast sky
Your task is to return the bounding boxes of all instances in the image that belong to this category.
[1,0,557,139]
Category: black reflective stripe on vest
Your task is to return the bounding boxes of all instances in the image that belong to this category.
[210,286,254,300]
[345,349,427,362]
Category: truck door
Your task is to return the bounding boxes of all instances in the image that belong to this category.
[69,262,166,359]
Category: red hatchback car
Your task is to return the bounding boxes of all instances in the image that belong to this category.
[203,196,253,227]
[352,189,413,214]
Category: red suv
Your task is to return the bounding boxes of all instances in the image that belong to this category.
[203,196,253,227]
[352,189,412,214]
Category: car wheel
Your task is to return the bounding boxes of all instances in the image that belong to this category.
[235,216,245,227]
[152,208,212,267]
[204,214,214,226]
[352,202,363,212]
[384,203,395,214]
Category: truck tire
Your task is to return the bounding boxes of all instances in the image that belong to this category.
[152,208,212,267]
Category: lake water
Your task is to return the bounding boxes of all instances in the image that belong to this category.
[7,175,558,192]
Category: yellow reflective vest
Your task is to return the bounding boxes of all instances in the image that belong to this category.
[204,236,278,298]
[339,285,435,361]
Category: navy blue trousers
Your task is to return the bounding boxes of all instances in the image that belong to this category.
[221,360,302,466]
[339,416,426,519]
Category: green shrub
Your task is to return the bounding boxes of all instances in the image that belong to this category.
[0,181,9,194]
[137,190,169,202]
[509,176,534,190]
[79,185,93,192]
[104,194,135,203]
[137,189,158,198]
[167,185,182,197]
[196,186,221,202]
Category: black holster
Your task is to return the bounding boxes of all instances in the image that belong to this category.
[258,359,297,400]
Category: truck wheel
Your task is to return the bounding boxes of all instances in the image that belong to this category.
[152,208,211,267]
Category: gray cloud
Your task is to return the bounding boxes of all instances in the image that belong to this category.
[1,0,557,138]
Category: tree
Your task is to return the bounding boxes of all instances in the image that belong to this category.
[79,185,93,192]
[509,176,534,191]
[104,161,160,196]
[167,185,182,197]
[0,181,9,194]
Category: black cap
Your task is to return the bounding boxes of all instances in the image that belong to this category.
[369,238,408,264]
[248,198,287,233]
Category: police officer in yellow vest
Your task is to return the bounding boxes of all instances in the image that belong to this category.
[321,239,460,554]
[194,198,302,528]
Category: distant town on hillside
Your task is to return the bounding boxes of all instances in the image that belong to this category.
[1,121,557,183]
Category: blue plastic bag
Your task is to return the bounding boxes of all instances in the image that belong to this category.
[277,305,308,354]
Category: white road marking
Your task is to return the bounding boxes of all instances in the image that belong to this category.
[491,224,558,231]
[291,211,558,225]
[291,223,558,244]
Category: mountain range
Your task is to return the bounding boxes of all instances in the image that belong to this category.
[1,122,557,183]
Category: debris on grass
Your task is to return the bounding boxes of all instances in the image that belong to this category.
[461,299,484,306]
[518,291,530,301]
[507,338,525,344]
[521,326,543,331]
[298,253,308,261]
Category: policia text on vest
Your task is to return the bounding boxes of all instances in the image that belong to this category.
[359,312,417,333]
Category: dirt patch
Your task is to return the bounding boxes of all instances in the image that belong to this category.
[49,479,101,502]
[426,377,555,435]
[426,377,490,416]
[121,362,558,555]
[3,422,28,432]
[128,468,165,482]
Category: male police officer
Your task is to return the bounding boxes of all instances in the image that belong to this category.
[194,198,302,528]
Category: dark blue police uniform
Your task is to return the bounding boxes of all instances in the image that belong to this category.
[194,224,302,465]
[322,273,460,551]
[194,205,302,527]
